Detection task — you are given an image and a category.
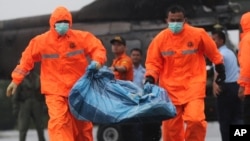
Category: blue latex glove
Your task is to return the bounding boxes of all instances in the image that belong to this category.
[88,61,101,70]
[144,82,153,94]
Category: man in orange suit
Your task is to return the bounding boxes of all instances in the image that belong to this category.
[144,5,225,141]
[6,6,107,141]
[238,12,250,124]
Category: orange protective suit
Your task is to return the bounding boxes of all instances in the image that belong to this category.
[145,23,223,141]
[111,53,133,81]
[11,6,107,141]
[238,12,250,95]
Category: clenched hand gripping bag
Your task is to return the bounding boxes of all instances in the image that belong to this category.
[68,66,176,124]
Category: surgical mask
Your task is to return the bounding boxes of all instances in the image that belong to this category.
[55,22,69,35]
[168,22,184,34]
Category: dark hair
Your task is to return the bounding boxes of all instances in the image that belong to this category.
[130,48,143,55]
[166,5,186,18]
[212,30,226,44]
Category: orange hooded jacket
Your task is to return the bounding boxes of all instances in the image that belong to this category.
[238,12,250,95]
[145,23,223,105]
[11,6,107,97]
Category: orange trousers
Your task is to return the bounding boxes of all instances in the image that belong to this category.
[162,99,207,141]
[45,94,93,141]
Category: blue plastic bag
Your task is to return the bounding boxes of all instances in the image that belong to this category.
[68,66,176,124]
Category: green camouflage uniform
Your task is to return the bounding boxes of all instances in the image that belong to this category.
[12,71,46,141]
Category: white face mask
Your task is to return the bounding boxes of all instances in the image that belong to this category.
[168,22,184,34]
[55,23,69,35]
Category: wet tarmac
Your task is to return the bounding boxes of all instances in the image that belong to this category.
[0,122,220,141]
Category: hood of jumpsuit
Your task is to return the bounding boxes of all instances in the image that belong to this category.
[49,6,73,34]
[240,12,250,40]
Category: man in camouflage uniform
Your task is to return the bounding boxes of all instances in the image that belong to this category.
[12,70,46,141]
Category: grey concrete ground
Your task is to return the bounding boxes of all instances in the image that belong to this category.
[0,122,220,141]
